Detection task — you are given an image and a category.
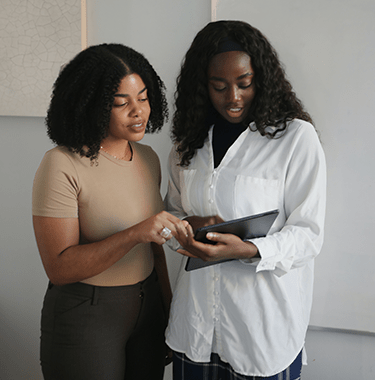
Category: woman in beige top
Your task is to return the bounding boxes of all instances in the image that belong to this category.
[32,43,189,380]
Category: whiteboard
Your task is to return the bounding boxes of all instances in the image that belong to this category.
[214,0,375,333]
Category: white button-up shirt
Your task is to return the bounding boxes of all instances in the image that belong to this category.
[165,119,326,377]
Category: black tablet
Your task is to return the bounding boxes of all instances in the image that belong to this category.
[185,209,279,271]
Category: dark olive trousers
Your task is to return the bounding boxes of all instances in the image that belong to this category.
[40,269,167,380]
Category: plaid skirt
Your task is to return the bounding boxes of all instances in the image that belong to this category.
[173,351,302,380]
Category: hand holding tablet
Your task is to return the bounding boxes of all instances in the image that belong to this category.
[185,209,279,271]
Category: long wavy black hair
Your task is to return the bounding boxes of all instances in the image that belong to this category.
[172,20,313,166]
[46,43,168,161]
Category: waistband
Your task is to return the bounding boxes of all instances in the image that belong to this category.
[49,268,158,300]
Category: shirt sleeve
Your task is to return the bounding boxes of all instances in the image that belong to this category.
[164,146,189,250]
[164,146,189,220]
[243,124,327,277]
[32,148,79,218]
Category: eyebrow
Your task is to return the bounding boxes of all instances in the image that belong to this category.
[209,73,253,81]
[114,86,147,97]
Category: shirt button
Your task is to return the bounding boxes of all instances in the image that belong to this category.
[214,277,219,281]
[208,199,213,204]
[214,291,219,295]
[213,317,219,322]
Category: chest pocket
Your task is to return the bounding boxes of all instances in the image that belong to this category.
[179,169,197,215]
[234,175,281,218]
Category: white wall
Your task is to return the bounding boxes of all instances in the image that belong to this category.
[303,328,375,379]
[1,1,374,379]
[0,116,53,379]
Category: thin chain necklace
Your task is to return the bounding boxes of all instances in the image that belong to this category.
[100,143,133,161]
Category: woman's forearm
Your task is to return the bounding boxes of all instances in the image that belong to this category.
[34,212,187,286]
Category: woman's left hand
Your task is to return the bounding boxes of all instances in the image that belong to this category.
[165,346,173,366]
[175,224,259,262]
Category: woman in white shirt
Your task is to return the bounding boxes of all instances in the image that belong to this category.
[166,20,326,379]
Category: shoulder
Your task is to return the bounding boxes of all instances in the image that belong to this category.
[33,147,80,217]
[44,146,94,167]
[133,141,154,154]
[36,146,85,180]
[43,146,80,165]
[133,142,161,166]
[285,119,325,163]
[266,119,322,152]
[286,119,319,141]
[133,141,158,158]
[259,119,325,165]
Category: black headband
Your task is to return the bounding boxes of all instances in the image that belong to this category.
[215,37,245,55]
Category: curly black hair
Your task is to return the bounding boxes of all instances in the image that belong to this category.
[172,20,314,166]
[46,43,168,161]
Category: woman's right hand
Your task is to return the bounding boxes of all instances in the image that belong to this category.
[131,211,190,245]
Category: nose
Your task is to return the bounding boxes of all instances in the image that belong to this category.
[129,102,142,117]
[227,86,240,103]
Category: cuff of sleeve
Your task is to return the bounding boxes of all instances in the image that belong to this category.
[241,238,292,277]
[239,240,261,266]
[239,258,260,265]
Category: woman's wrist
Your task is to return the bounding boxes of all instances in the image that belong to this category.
[243,241,260,259]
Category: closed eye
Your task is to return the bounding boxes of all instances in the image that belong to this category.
[212,86,226,92]
[113,102,128,108]
[239,83,253,89]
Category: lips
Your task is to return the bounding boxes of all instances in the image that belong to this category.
[226,107,244,117]
[129,120,145,130]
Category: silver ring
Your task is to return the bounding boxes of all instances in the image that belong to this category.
[160,227,172,239]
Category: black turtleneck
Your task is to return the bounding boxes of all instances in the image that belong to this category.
[212,117,247,168]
